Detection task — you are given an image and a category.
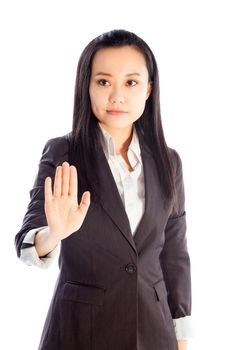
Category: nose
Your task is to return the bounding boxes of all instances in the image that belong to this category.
[109,87,125,104]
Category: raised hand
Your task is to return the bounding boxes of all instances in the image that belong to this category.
[44,161,91,242]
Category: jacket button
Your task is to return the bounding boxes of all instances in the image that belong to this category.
[125,263,137,274]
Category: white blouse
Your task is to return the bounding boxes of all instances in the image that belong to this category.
[98,122,145,235]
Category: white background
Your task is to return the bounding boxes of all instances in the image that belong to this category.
[1,1,233,349]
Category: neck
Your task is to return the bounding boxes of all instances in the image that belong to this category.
[99,123,133,155]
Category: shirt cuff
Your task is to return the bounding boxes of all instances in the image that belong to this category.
[20,226,61,269]
[173,315,194,340]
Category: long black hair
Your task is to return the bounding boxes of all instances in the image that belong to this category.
[70,29,178,213]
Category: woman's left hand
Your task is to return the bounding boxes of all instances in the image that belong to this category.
[177,339,187,350]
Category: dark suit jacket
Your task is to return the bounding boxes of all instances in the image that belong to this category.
[15,131,191,350]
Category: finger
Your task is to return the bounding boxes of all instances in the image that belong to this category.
[44,176,53,203]
[54,166,62,197]
[69,165,78,199]
[78,191,91,216]
[61,161,70,196]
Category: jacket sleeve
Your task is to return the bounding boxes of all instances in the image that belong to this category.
[14,135,70,261]
[159,149,192,319]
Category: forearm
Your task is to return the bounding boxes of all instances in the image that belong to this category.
[35,227,60,257]
[177,339,187,350]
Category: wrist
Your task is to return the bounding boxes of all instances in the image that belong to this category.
[177,339,187,350]
[35,227,60,257]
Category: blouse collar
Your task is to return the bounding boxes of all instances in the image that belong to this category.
[97,122,142,165]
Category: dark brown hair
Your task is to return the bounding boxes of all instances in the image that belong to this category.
[70,29,178,213]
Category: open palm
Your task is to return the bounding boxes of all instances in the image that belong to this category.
[44,161,91,242]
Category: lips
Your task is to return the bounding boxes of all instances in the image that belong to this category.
[107,110,128,113]
[107,109,128,116]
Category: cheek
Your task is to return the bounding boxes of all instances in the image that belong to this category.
[131,93,147,110]
[89,92,107,118]
[90,89,106,109]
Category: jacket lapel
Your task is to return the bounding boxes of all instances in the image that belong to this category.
[97,147,137,253]
[133,142,165,251]
[96,133,165,255]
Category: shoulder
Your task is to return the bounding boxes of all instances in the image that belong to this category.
[167,146,183,174]
[42,131,72,151]
[40,131,72,165]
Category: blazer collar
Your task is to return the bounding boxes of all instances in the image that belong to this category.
[97,122,142,166]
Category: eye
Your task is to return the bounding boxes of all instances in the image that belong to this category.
[97,79,110,86]
[96,79,138,87]
[127,80,137,87]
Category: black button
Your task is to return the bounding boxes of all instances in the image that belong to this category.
[125,263,137,274]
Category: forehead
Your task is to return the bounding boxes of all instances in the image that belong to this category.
[91,46,148,76]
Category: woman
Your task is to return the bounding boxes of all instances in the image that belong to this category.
[15,29,192,350]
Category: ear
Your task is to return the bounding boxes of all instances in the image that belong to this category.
[146,81,152,100]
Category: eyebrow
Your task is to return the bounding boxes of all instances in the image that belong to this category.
[94,72,141,77]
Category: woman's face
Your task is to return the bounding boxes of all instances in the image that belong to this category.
[89,45,152,133]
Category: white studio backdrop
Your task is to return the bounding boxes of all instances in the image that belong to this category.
[1,1,232,349]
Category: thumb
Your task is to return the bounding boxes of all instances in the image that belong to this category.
[78,191,91,215]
